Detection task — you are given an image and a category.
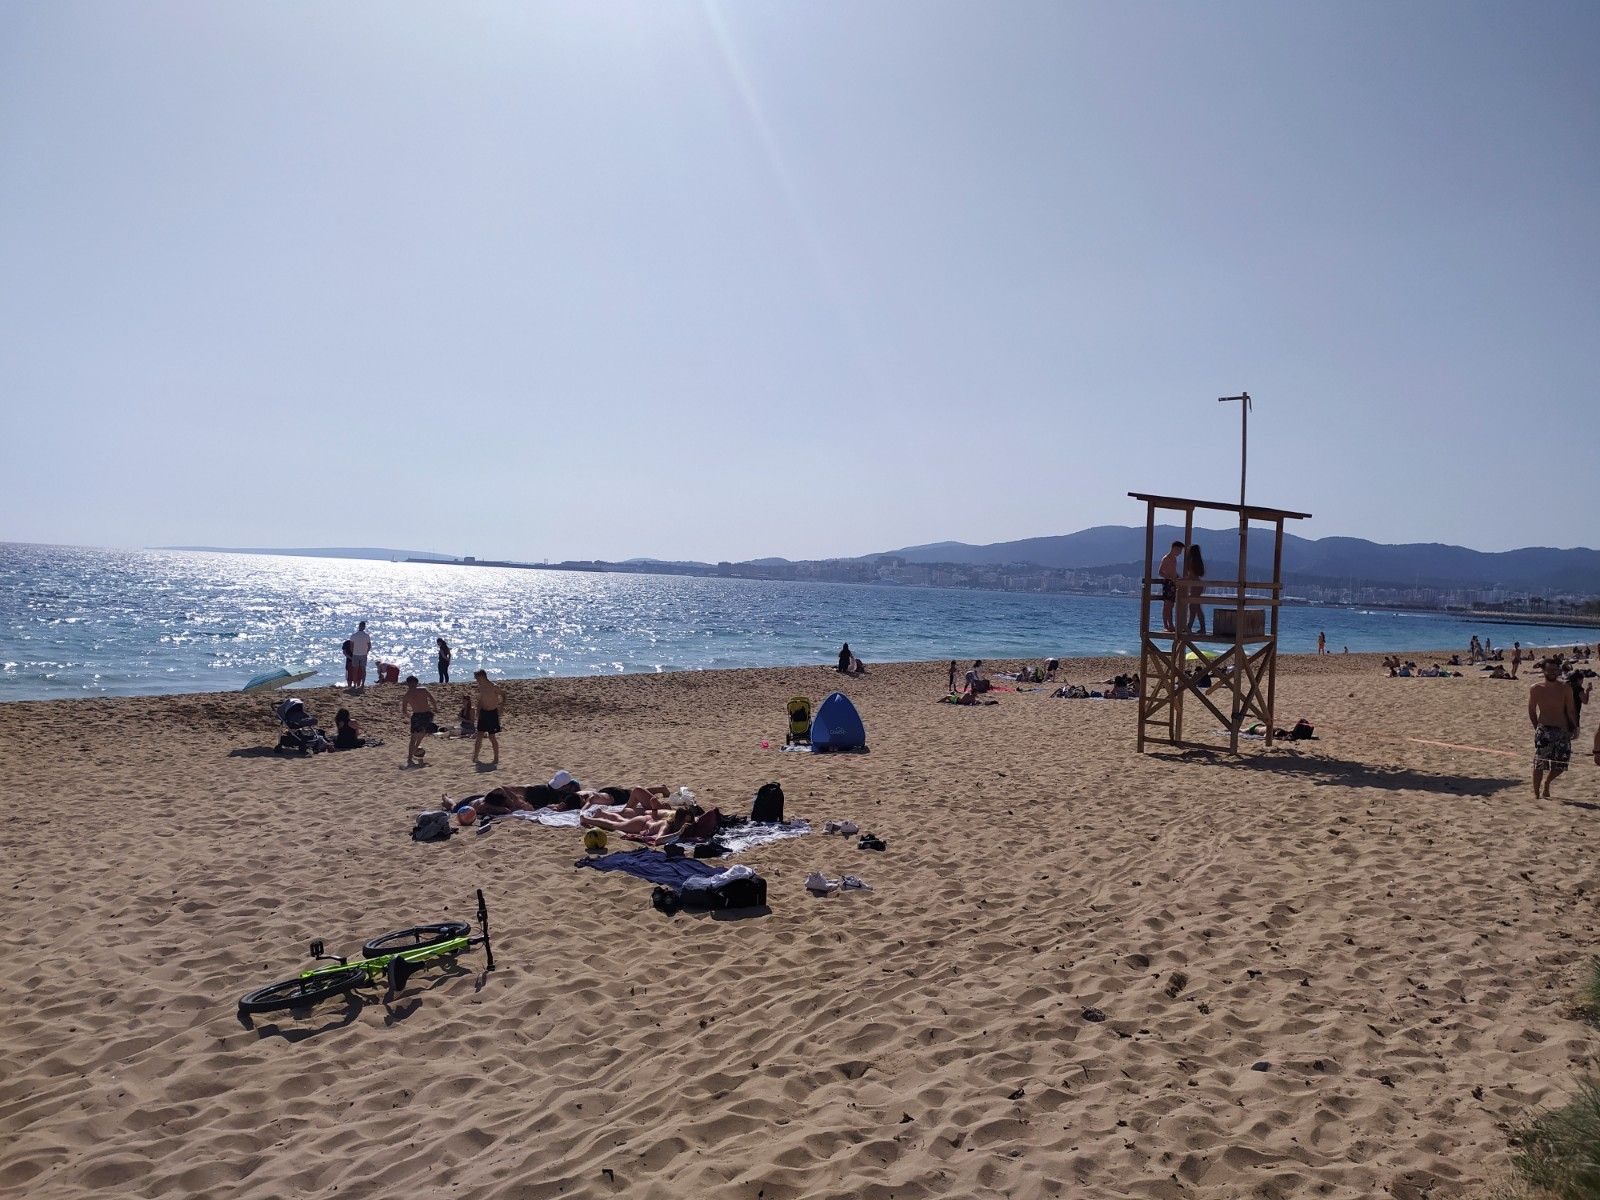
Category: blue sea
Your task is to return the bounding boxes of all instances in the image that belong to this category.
[1,543,1595,701]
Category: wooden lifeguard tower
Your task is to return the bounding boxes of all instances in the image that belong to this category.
[1131,493,1310,753]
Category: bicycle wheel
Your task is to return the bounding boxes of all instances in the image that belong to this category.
[361,921,471,958]
[238,966,367,1014]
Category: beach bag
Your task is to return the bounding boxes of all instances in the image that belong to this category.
[751,782,784,823]
[411,811,455,842]
[1290,719,1315,741]
[653,873,768,914]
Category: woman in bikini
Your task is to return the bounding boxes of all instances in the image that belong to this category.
[1182,543,1207,635]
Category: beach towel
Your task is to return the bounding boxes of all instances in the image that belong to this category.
[712,818,810,856]
[576,849,719,887]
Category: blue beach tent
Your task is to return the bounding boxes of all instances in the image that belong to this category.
[810,692,867,752]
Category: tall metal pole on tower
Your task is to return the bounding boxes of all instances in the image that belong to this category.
[1218,393,1251,509]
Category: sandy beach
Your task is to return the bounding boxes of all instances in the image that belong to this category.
[3,650,1598,1199]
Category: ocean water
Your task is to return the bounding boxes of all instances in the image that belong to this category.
[1,543,1595,701]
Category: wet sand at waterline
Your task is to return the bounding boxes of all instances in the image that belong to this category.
[2,652,1597,1199]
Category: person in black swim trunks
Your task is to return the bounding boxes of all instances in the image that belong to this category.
[472,669,504,766]
[401,675,438,767]
[1157,541,1183,631]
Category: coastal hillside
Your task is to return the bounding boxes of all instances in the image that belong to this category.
[884,527,1600,593]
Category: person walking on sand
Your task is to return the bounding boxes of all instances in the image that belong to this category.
[1511,642,1523,679]
[1182,544,1207,635]
[436,637,452,685]
[1529,659,1577,800]
[349,621,372,693]
[401,675,437,767]
[1157,541,1184,632]
[473,669,504,766]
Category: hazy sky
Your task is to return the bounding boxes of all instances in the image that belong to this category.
[2,2,1596,562]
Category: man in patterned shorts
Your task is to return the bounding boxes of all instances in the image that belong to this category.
[1529,658,1577,800]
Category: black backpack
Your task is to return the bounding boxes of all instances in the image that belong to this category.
[751,782,784,824]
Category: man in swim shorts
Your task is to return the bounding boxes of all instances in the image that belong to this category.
[1529,659,1577,800]
[401,674,438,767]
[349,620,372,692]
[1158,541,1184,631]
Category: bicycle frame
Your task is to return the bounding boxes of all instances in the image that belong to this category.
[296,933,473,985]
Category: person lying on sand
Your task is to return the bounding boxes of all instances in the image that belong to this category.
[579,804,695,841]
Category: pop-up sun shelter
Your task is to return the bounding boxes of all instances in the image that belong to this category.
[810,692,866,752]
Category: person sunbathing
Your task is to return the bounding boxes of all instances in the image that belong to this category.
[579,804,693,841]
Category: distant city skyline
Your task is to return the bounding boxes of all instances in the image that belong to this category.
[3,2,1597,561]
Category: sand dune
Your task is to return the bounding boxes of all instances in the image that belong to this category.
[2,652,1597,1198]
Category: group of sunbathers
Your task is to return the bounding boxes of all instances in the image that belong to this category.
[1383,656,1463,678]
[446,772,706,841]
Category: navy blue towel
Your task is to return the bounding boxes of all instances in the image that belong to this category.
[575,849,718,887]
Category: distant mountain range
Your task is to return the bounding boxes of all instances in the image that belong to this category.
[158,529,1600,596]
[880,526,1600,593]
[158,546,454,562]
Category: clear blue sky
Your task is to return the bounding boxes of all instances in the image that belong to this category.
[2,1,1596,562]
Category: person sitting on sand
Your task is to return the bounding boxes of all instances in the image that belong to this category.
[401,675,438,766]
[457,694,476,737]
[332,708,366,750]
[837,643,852,673]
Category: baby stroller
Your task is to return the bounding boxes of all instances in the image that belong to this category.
[785,697,813,746]
[275,697,330,754]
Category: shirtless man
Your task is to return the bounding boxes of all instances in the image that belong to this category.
[401,675,438,767]
[1511,642,1523,679]
[1529,659,1577,800]
[472,669,505,766]
[1157,541,1184,632]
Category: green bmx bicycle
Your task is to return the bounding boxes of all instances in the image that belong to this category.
[238,889,497,1015]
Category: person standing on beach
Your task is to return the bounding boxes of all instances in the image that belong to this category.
[1512,642,1523,679]
[342,638,355,689]
[1529,659,1576,800]
[349,621,371,693]
[401,675,437,767]
[1571,670,1590,731]
[947,660,958,693]
[437,637,452,685]
[1317,631,1327,655]
[473,669,504,766]
[1157,541,1184,632]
